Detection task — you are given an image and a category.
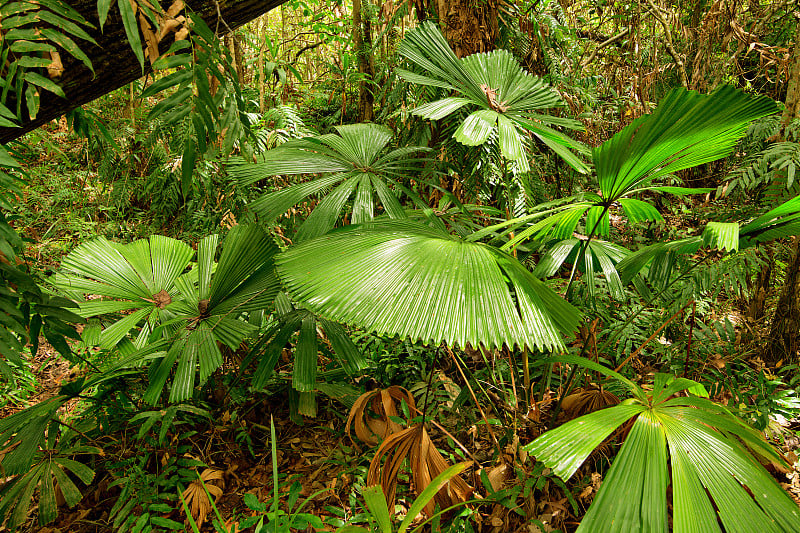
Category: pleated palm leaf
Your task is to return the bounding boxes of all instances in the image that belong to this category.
[53,235,194,350]
[229,123,433,242]
[491,86,777,251]
[276,219,581,352]
[525,356,800,533]
[533,238,629,300]
[246,292,367,417]
[397,21,588,173]
[617,194,800,288]
[144,224,281,403]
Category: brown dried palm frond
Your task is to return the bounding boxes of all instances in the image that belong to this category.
[560,384,620,422]
[180,467,224,528]
[346,386,416,446]
[366,423,472,516]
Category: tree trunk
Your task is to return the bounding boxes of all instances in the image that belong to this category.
[352,0,375,122]
[231,31,246,84]
[778,19,800,137]
[0,0,287,144]
[258,17,268,112]
[763,19,800,363]
[435,0,498,57]
[765,239,800,362]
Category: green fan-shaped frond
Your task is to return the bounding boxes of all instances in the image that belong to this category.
[525,361,800,533]
[615,196,800,291]
[595,86,777,203]
[276,220,581,352]
[229,123,433,242]
[53,235,194,349]
[533,239,629,300]
[397,21,588,173]
[145,225,282,404]
[480,87,775,265]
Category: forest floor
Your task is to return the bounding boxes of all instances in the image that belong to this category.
[5,335,800,532]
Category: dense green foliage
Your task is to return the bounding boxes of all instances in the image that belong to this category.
[1,0,800,531]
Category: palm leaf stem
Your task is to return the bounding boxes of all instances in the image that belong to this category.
[547,337,592,425]
[446,345,499,450]
[563,203,611,300]
[550,255,709,422]
[597,255,711,361]
[420,345,442,428]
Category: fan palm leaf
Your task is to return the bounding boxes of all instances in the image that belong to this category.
[55,226,281,405]
[533,238,629,300]
[53,235,194,349]
[229,123,433,242]
[397,21,588,173]
[276,220,580,352]
[525,357,800,532]
[740,194,800,246]
[144,224,281,403]
[495,87,776,249]
[595,85,777,203]
[246,293,367,417]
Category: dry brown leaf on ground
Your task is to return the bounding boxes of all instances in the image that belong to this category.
[181,467,224,527]
[367,423,472,516]
[560,384,619,422]
[483,462,512,493]
[346,386,415,446]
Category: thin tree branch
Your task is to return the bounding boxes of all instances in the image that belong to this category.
[580,28,630,67]
[644,0,689,88]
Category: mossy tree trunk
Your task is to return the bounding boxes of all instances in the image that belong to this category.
[352,0,375,122]
[435,0,498,57]
[763,18,800,363]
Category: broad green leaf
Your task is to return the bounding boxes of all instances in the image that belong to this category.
[360,485,393,533]
[454,109,497,146]
[97,0,113,29]
[277,220,580,353]
[595,86,777,202]
[525,403,646,480]
[702,221,739,252]
[740,195,800,246]
[24,71,65,98]
[619,198,664,224]
[412,97,472,120]
[293,315,317,392]
[578,412,668,533]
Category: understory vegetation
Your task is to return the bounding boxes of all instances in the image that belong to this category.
[2,0,800,531]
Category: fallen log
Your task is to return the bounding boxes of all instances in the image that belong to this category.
[0,0,287,144]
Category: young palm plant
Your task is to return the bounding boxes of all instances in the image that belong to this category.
[473,85,778,299]
[524,356,800,532]
[229,123,434,242]
[245,291,367,417]
[397,20,589,173]
[54,225,282,404]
